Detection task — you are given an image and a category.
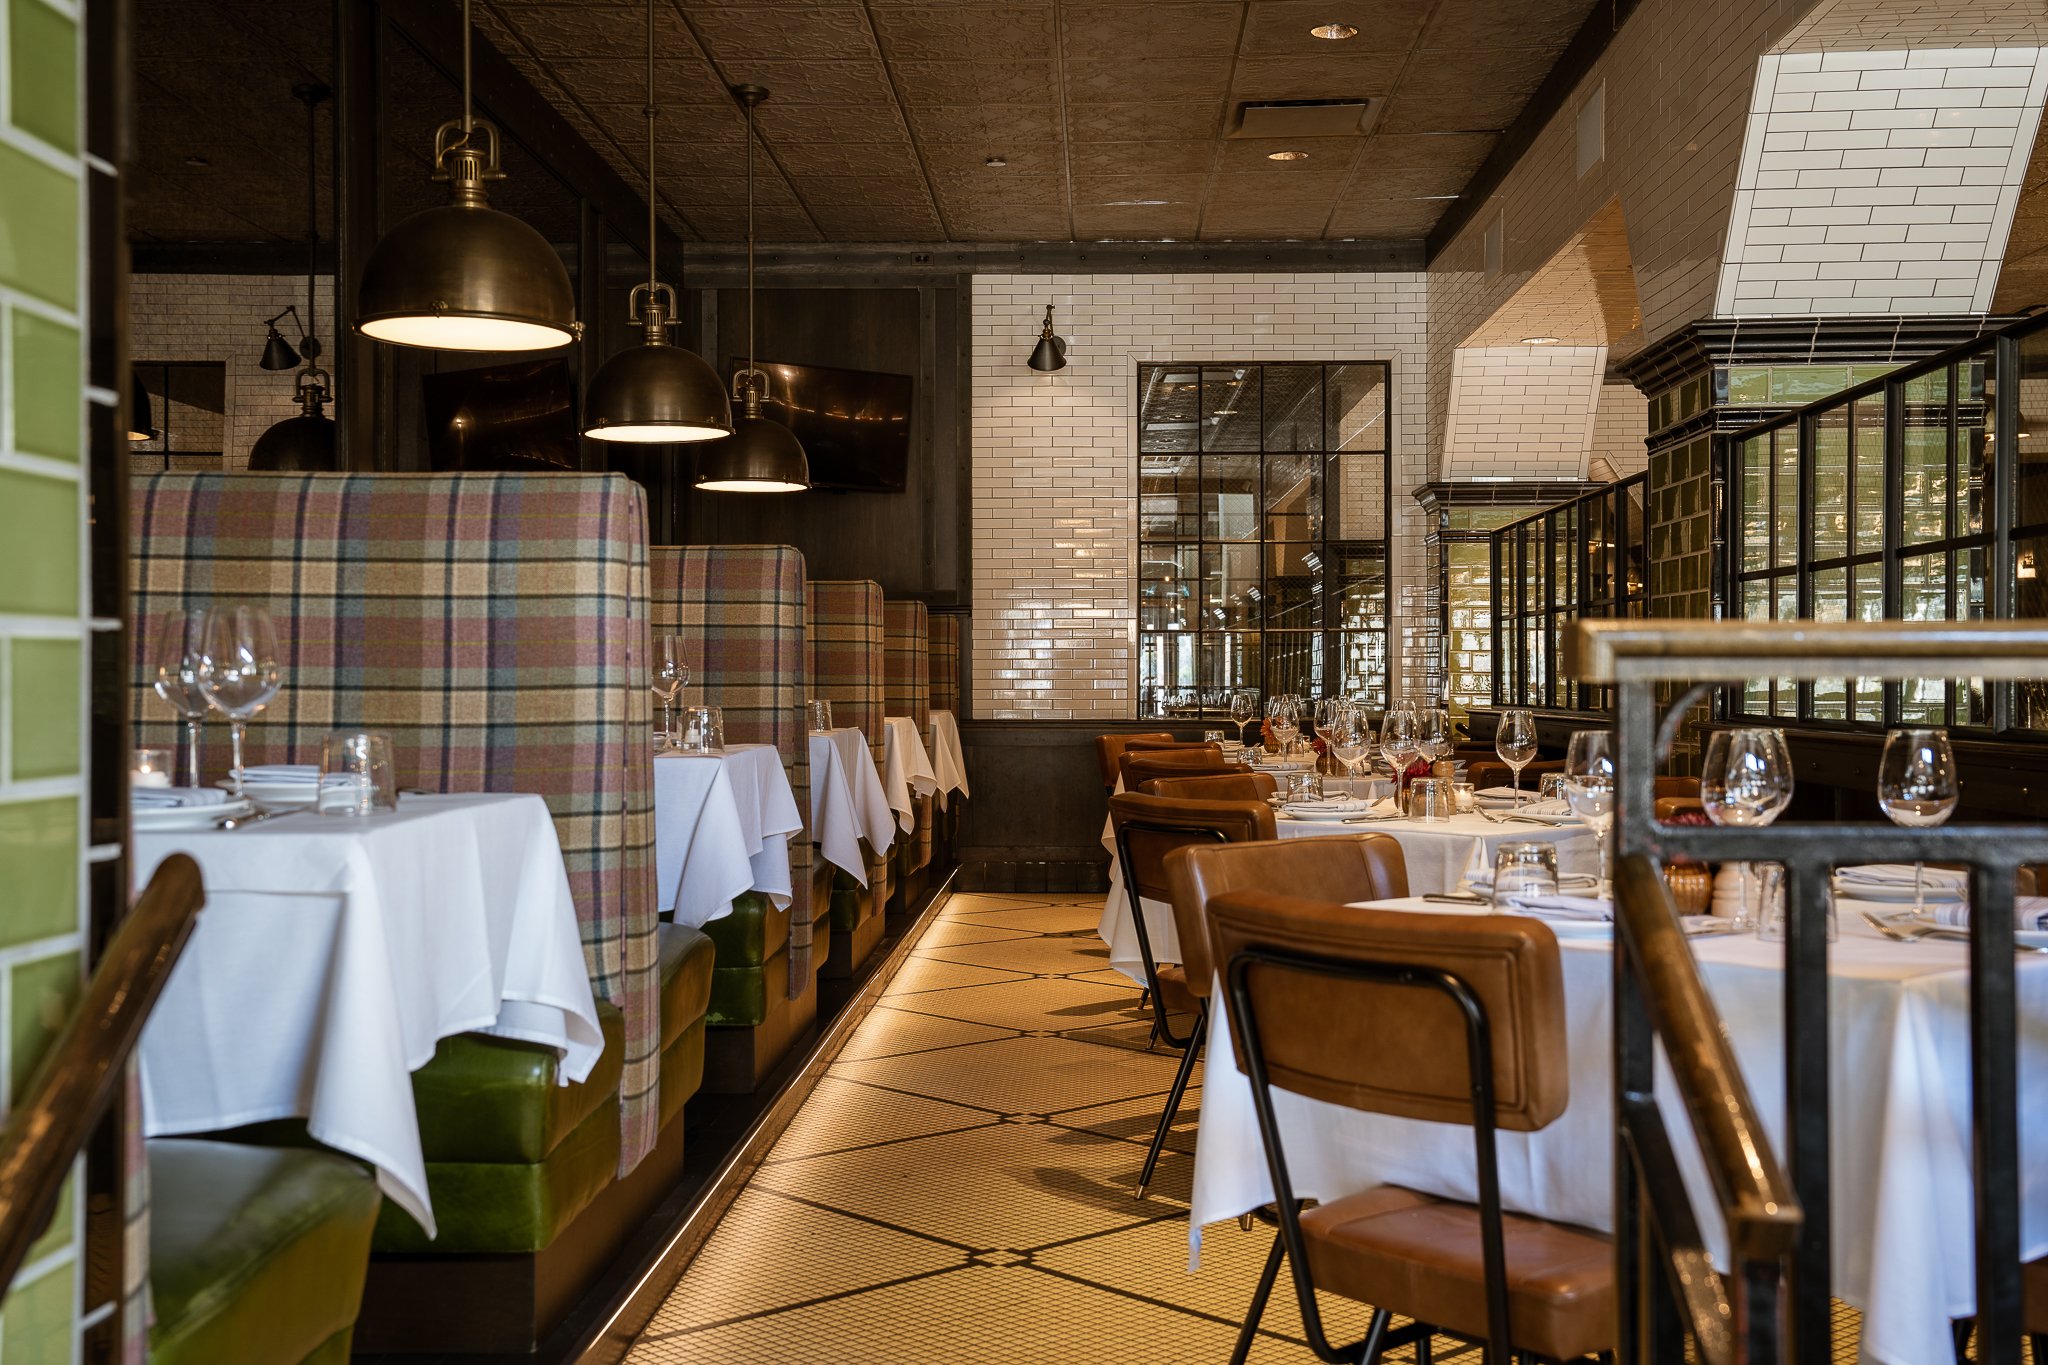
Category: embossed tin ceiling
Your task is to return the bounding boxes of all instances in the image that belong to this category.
[127,0,1602,247]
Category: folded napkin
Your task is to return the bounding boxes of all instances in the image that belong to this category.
[239,764,320,784]
[1467,870,1600,894]
[1504,895,1612,921]
[1835,863,1967,893]
[1930,896,2048,931]
[1283,797,1379,815]
[132,786,231,809]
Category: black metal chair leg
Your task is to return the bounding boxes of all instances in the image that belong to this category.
[1135,1015,1203,1199]
[1229,1231,1286,1365]
[1414,1330,1432,1364]
[1357,1308,1390,1364]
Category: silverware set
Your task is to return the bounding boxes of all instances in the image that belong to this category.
[1859,909,2048,953]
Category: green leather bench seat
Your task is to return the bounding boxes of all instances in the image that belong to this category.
[701,891,786,1027]
[409,1003,625,1165]
[374,1097,620,1254]
[150,1139,381,1365]
[830,870,865,932]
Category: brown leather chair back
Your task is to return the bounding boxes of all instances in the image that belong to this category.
[1654,775,1699,801]
[1206,890,1567,1132]
[1465,757,1564,791]
[1094,732,1175,789]
[1118,747,1232,791]
[1141,773,1278,802]
[1125,736,1212,752]
[1163,835,1409,991]
[1106,792,1276,913]
[1655,796,1706,823]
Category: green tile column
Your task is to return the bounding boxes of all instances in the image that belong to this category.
[0,0,93,1358]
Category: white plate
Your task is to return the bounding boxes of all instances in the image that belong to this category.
[134,798,255,831]
[2020,930,2048,951]
[1833,877,1966,905]
[1520,915,1612,938]
[223,783,319,810]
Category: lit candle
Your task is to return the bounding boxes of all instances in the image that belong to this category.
[133,747,173,788]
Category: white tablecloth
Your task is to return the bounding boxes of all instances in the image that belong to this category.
[1188,896,2048,1365]
[652,744,804,927]
[880,715,940,832]
[133,793,602,1238]
[808,727,896,883]
[926,710,970,810]
[1098,808,1596,985]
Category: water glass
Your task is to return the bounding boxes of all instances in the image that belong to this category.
[680,704,725,753]
[1453,781,1476,812]
[1203,729,1226,746]
[1493,842,1560,907]
[1407,777,1455,822]
[1538,773,1566,801]
[1286,771,1324,803]
[318,731,397,816]
[808,699,835,732]
[1754,864,1836,943]
[132,747,174,789]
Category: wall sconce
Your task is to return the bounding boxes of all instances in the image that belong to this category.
[260,305,312,371]
[1027,304,1067,372]
[2022,551,2037,581]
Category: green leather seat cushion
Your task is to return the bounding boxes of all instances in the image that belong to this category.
[659,923,716,1047]
[697,891,785,968]
[150,1139,381,1365]
[709,947,784,1027]
[373,1096,621,1254]
[659,1015,708,1132]
[407,1002,624,1166]
[830,873,867,932]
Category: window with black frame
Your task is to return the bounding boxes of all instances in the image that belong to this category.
[1491,475,1646,711]
[1136,362,1391,717]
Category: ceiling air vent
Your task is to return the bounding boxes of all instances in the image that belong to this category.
[1226,99,1377,139]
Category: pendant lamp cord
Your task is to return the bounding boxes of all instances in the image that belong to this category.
[460,0,473,140]
[304,89,317,346]
[745,97,756,383]
[645,0,657,296]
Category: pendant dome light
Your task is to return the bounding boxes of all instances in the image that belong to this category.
[128,372,156,442]
[1027,303,1067,372]
[694,85,809,493]
[355,0,578,351]
[252,82,338,472]
[581,0,731,443]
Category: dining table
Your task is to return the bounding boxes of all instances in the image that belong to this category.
[879,715,940,832]
[926,709,970,810]
[652,743,804,927]
[1098,799,1597,987]
[1186,891,2048,1365]
[807,725,897,884]
[131,791,603,1239]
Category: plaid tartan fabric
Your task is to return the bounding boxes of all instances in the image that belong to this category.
[883,599,930,731]
[130,472,664,1174]
[649,545,815,997]
[806,580,886,770]
[927,612,961,716]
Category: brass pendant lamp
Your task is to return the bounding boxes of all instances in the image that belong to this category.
[694,85,809,493]
[355,0,578,351]
[252,82,338,472]
[581,0,731,443]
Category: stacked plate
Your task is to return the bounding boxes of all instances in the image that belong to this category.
[134,791,254,831]
[219,764,321,812]
[1832,864,1965,905]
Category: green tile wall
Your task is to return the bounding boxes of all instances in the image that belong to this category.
[0,0,92,1354]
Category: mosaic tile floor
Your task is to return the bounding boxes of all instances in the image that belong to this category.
[630,893,1887,1364]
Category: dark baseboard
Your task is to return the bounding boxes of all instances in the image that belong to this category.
[700,969,818,1095]
[958,858,1109,894]
[819,903,885,980]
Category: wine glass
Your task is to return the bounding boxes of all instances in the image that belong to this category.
[1564,728,1618,894]
[1700,728,1795,932]
[1266,695,1299,755]
[196,605,283,797]
[1229,690,1257,749]
[1416,706,1452,768]
[1380,702,1419,787]
[652,636,688,752]
[1314,696,1343,748]
[153,609,213,787]
[1327,703,1374,794]
[1495,708,1538,809]
[1878,728,1959,917]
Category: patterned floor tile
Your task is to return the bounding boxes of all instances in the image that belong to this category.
[830,1006,1019,1063]
[1050,1087,1204,1154]
[920,934,1112,975]
[946,903,1107,933]
[887,975,1139,1031]
[832,1034,1185,1115]
[914,919,1041,948]
[762,1076,998,1161]
[883,955,1033,996]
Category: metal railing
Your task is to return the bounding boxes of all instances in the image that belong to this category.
[1568,618,2048,1365]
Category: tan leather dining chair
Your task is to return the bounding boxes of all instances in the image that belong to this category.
[1204,889,1614,1365]
[1140,773,1279,802]
[1118,747,1233,792]
[1093,732,1176,790]
[1104,790,1276,1200]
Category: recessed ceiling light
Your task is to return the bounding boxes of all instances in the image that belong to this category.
[1412,194,1459,201]
[1310,22,1359,39]
[1520,335,1561,345]
[1267,150,1309,161]
[984,155,1008,168]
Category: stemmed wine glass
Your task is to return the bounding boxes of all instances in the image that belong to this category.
[1878,728,1959,917]
[1416,706,1452,769]
[1266,695,1300,756]
[1229,690,1258,749]
[1313,696,1343,748]
[652,636,689,752]
[1327,703,1374,794]
[1564,729,1618,895]
[1495,708,1537,809]
[1380,703,1419,789]
[1700,728,1795,931]
[153,609,213,787]
[196,604,283,797]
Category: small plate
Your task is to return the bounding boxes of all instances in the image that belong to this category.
[1833,877,1966,905]
[134,798,255,831]
[2019,929,2048,951]
[225,782,319,811]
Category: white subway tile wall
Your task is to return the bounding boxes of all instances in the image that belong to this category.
[1440,345,1608,480]
[129,274,336,470]
[970,273,1429,720]
[1590,382,1653,478]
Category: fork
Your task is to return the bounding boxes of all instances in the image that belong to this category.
[1861,910,2048,952]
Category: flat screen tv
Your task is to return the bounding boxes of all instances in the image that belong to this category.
[423,358,579,472]
[730,358,913,493]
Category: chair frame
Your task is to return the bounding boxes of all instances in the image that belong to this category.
[1223,941,1516,1365]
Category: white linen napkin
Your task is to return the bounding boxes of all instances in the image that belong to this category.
[1503,894,1612,921]
[1836,863,1966,894]
[1930,896,2048,930]
[1282,796,1380,815]
[133,786,231,809]
[239,764,320,784]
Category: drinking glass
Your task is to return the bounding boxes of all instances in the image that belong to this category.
[1700,728,1795,933]
[1564,729,1617,893]
[1538,772,1566,801]
[1327,704,1373,792]
[153,608,214,787]
[1416,707,1452,765]
[1230,690,1258,748]
[197,604,284,797]
[318,731,397,816]
[808,699,835,732]
[1380,703,1420,786]
[680,704,724,753]
[1495,708,1538,808]
[1408,777,1455,822]
[1266,696,1300,754]
[1286,771,1324,804]
[652,636,688,752]
[1754,864,1835,943]
[1313,696,1343,746]
[1877,727,1960,916]
[1203,729,1226,746]
[132,748,173,789]
[1492,841,1560,907]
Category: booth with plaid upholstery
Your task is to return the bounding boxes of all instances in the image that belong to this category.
[883,598,933,911]
[649,544,821,1092]
[130,472,714,1353]
[926,610,964,864]
[805,579,892,976]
